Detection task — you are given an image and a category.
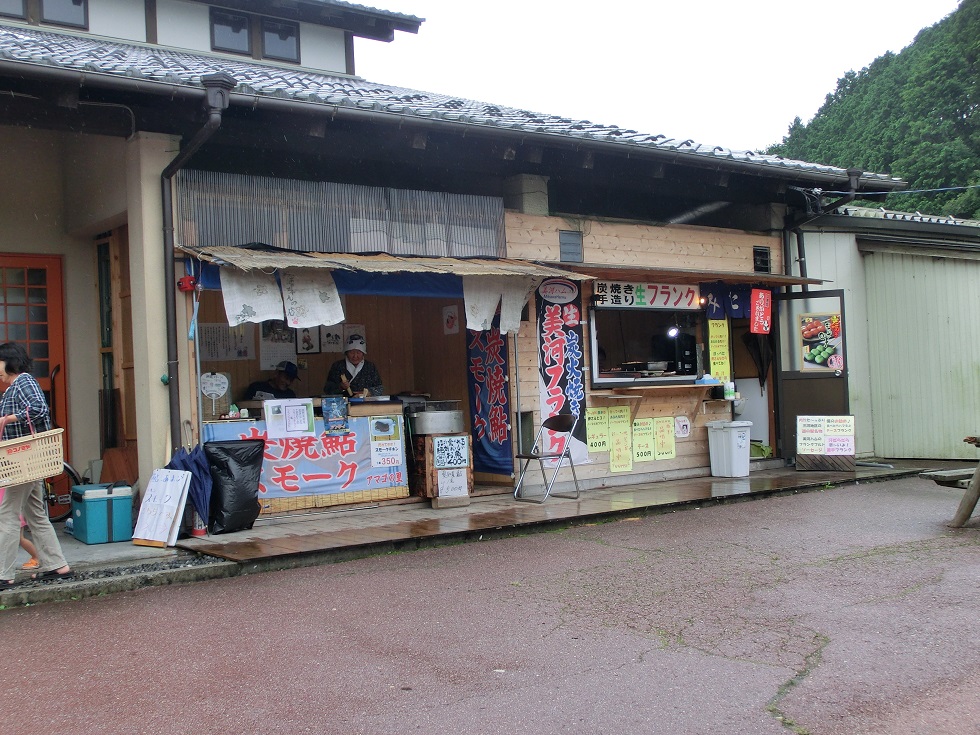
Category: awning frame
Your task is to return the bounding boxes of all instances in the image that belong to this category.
[176,244,593,281]
[558,262,822,288]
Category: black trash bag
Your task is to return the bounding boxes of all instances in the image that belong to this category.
[205,439,264,534]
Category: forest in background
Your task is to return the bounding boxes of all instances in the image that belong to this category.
[766,0,979,218]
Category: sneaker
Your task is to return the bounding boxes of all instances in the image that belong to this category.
[20,558,40,571]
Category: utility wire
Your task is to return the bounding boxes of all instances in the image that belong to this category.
[820,183,980,197]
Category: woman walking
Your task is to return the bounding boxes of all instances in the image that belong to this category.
[0,342,72,588]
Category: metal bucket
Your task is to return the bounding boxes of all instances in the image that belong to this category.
[409,410,464,435]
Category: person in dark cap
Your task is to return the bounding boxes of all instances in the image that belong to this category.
[324,334,383,397]
[243,360,300,400]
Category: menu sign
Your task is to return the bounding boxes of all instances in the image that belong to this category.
[653,416,677,460]
[586,407,610,452]
[707,317,731,382]
[608,406,633,472]
[796,415,856,471]
[632,418,654,463]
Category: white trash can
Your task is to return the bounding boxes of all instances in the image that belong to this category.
[705,420,753,477]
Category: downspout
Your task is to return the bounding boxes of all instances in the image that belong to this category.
[794,228,808,292]
[161,72,236,452]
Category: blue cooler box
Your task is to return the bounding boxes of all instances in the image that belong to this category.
[70,483,134,544]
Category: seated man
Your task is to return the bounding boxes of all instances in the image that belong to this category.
[324,335,383,397]
[242,360,300,400]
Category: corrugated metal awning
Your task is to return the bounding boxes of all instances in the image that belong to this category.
[559,262,822,287]
[177,244,593,281]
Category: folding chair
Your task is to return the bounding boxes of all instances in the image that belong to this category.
[513,413,581,503]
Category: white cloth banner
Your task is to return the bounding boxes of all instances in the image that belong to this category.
[280,268,345,328]
[220,269,284,326]
[462,275,538,334]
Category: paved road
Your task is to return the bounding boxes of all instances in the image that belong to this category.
[2,476,978,735]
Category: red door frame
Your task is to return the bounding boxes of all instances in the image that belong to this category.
[0,253,69,455]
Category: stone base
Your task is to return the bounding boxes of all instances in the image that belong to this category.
[431,495,471,509]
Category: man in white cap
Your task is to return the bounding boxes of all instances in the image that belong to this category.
[324,334,383,397]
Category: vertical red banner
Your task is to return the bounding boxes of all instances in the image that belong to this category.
[749,289,772,334]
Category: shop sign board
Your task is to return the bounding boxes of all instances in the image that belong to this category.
[203,414,408,498]
[592,281,701,309]
[796,415,856,471]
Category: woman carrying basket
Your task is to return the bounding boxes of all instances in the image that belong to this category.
[0,343,72,588]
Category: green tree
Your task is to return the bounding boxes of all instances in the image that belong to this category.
[768,0,980,218]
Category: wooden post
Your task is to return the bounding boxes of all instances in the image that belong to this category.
[949,465,980,528]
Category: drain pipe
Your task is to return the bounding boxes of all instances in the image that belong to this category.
[793,228,808,291]
[161,72,236,451]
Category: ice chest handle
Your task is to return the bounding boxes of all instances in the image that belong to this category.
[71,481,133,544]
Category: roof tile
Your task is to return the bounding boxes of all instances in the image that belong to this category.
[0,23,902,184]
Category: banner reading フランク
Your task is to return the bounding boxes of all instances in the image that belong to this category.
[536,279,589,465]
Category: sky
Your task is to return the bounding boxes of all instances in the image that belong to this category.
[354,0,962,153]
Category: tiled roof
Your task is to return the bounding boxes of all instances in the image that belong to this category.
[305,0,423,23]
[0,23,903,186]
[840,206,980,228]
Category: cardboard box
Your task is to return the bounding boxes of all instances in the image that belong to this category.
[70,483,133,544]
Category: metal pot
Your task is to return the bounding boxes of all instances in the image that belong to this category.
[409,410,464,435]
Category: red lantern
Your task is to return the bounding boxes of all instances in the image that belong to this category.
[177,276,196,292]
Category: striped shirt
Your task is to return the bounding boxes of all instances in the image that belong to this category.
[0,372,52,440]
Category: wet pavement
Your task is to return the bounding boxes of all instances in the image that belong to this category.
[0,458,975,608]
[0,471,977,734]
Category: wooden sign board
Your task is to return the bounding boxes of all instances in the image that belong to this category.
[796,415,856,472]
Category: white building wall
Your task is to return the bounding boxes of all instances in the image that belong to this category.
[156,0,211,54]
[797,230,876,456]
[0,126,102,473]
[89,0,147,42]
[299,23,347,73]
[63,134,129,235]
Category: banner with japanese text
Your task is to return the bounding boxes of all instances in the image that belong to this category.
[749,289,772,334]
[536,279,589,465]
[202,415,407,498]
[466,324,512,475]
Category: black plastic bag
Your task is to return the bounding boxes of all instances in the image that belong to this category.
[205,439,264,534]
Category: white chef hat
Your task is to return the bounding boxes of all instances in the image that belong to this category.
[345,334,367,353]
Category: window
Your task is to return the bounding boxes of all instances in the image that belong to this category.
[0,0,26,20]
[262,18,299,63]
[210,9,301,63]
[588,280,706,387]
[559,230,583,263]
[753,246,771,273]
[590,307,703,388]
[40,0,86,28]
[211,8,251,56]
